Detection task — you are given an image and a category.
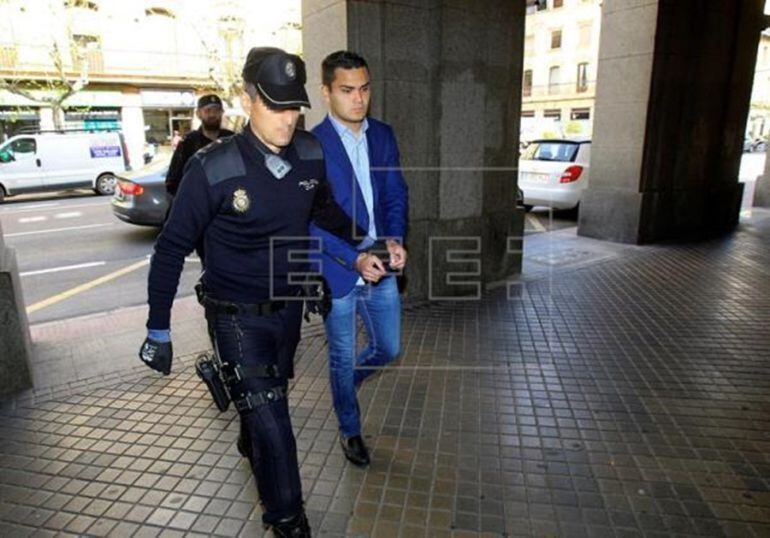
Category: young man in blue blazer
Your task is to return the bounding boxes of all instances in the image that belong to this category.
[309,50,409,466]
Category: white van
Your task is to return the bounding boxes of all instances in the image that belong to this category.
[0,130,130,202]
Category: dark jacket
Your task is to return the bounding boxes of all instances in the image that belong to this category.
[165,126,235,195]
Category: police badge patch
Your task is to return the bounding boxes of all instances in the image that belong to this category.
[285,60,296,80]
[232,188,250,214]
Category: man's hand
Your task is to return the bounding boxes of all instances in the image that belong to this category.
[386,240,407,271]
[139,330,173,375]
[355,252,387,283]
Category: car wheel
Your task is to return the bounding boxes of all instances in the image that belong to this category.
[95,173,117,195]
[564,203,580,219]
[0,186,5,203]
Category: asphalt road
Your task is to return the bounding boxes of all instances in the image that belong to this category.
[0,190,201,325]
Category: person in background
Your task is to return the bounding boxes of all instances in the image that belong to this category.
[166,95,234,196]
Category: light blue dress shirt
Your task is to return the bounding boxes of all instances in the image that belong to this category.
[328,114,377,284]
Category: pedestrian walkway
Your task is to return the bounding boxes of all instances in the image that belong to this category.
[1,210,769,537]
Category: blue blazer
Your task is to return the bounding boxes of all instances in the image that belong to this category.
[309,116,409,298]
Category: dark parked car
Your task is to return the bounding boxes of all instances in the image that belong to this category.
[111,167,169,226]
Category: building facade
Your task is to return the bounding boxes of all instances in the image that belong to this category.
[0,0,301,168]
[747,30,770,140]
[524,0,770,144]
[521,0,601,141]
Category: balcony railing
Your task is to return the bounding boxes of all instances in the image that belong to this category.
[0,43,217,82]
[522,80,597,100]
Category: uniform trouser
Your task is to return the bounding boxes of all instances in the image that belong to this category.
[205,300,304,525]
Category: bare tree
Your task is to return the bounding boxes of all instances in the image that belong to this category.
[185,6,246,132]
[0,35,91,130]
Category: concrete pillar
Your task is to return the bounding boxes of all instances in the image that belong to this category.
[579,0,765,243]
[38,107,55,131]
[303,0,525,299]
[0,221,33,398]
[120,90,146,171]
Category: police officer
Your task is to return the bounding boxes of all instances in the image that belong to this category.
[138,47,367,537]
[165,94,235,196]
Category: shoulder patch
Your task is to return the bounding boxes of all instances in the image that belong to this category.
[194,136,245,186]
[293,129,324,162]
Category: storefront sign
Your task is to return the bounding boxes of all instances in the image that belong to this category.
[140,90,196,108]
[0,90,124,107]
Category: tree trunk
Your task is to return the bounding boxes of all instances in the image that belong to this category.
[51,103,64,130]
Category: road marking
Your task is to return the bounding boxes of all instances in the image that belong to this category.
[26,258,150,314]
[4,222,113,238]
[0,200,107,215]
[21,261,106,277]
[18,216,48,224]
[2,202,61,212]
[54,211,83,219]
[526,214,547,232]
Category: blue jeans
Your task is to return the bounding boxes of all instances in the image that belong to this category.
[325,276,401,438]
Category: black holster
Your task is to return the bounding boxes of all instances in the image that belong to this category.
[195,353,231,412]
[301,276,332,322]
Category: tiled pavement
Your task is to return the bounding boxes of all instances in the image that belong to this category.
[1,211,770,537]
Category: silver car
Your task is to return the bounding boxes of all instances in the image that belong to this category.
[518,138,591,211]
[111,167,170,226]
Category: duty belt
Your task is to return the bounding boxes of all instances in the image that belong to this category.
[202,295,286,317]
[234,386,287,412]
[224,363,281,383]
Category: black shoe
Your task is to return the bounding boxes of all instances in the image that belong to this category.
[271,510,311,537]
[340,435,370,466]
[237,428,250,459]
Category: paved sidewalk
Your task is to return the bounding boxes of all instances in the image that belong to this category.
[1,211,769,537]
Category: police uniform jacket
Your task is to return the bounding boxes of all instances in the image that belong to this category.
[147,127,364,330]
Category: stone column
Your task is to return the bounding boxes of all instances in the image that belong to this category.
[302,0,526,300]
[0,221,33,398]
[579,0,765,243]
[120,90,146,171]
[303,1,349,129]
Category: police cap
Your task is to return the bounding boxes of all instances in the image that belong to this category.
[242,47,311,110]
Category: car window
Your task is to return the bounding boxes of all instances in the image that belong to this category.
[522,141,579,162]
[10,138,37,159]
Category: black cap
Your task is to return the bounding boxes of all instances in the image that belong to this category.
[197,94,223,109]
[242,47,310,110]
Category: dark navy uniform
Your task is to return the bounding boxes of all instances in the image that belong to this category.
[146,125,362,526]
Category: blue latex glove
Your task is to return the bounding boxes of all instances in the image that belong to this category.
[148,329,171,343]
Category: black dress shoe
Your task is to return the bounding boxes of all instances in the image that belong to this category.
[271,510,311,537]
[340,435,370,466]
